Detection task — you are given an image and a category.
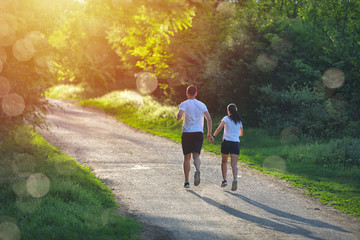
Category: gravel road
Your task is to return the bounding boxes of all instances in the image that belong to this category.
[40,99,360,240]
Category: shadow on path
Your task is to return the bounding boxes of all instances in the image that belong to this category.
[227,192,348,233]
[188,190,348,240]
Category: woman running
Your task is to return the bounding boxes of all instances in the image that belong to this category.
[212,103,243,191]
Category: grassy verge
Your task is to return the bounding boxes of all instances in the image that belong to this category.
[0,125,141,239]
[77,90,360,219]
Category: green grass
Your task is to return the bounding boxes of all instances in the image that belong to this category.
[0,125,141,240]
[79,89,360,219]
[46,84,87,101]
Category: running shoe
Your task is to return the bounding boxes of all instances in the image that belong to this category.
[221,180,227,187]
[194,169,200,186]
[184,181,190,188]
[231,178,237,191]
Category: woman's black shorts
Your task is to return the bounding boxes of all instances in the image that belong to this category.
[181,132,203,155]
[221,139,240,155]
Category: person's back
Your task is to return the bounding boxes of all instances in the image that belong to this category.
[180,99,207,133]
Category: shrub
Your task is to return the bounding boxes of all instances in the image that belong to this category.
[256,84,349,139]
[322,138,360,168]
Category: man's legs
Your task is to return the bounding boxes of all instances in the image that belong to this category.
[183,153,192,182]
[192,152,201,186]
[192,152,201,170]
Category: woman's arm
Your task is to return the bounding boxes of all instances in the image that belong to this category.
[239,127,243,137]
[213,121,225,137]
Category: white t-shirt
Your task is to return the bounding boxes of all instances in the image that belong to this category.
[179,99,208,133]
[222,116,243,142]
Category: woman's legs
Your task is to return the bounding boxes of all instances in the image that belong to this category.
[221,154,228,180]
[230,154,239,180]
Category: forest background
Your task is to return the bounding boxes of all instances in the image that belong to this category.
[0,0,360,223]
[1,0,360,140]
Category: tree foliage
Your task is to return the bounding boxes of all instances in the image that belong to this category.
[1,0,359,140]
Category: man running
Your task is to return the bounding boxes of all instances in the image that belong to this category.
[177,85,213,188]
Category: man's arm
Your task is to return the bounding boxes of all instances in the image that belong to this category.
[177,110,184,122]
[204,111,213,142]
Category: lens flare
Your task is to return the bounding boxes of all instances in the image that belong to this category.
[34,54,51,68]
[216,2,236,18]
[26,173,50,198]
[0,47,7,64]
[12,153,36,175]
[2,93,25,117]
[12,177,29,197]
[0,222,21,240]
[280,126,299,144]
[262,156,286,173]
[55,159,73,176]
[313,78,334,98]
[12,39,35,62]
[322,68,344,89]
[256,54,278,72]
[16,197,41,213]
[0,19,16,47]
[0,19,10,39]
[0,76,10,97]
[271,38,292,54]
[25,31,47,51]
[136,72,158,94]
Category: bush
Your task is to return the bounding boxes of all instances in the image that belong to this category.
[287,138,360,169]
[322,138,360,168]
[256,84,349,139]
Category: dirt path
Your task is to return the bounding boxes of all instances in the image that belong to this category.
[40,99,359,240]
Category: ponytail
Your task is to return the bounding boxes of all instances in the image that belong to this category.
[227,103,242,124]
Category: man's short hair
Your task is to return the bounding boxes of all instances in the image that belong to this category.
[187,85,197,96]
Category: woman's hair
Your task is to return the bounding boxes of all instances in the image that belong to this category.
[227,103,242,124]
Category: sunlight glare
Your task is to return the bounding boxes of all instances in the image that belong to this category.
[86,43,108,63]
[74,0,86,3]
[112,0,132,9]
[2,93,25,117]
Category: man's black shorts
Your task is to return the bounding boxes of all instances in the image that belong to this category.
[181,132,204,155]
[221,139,240,155]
